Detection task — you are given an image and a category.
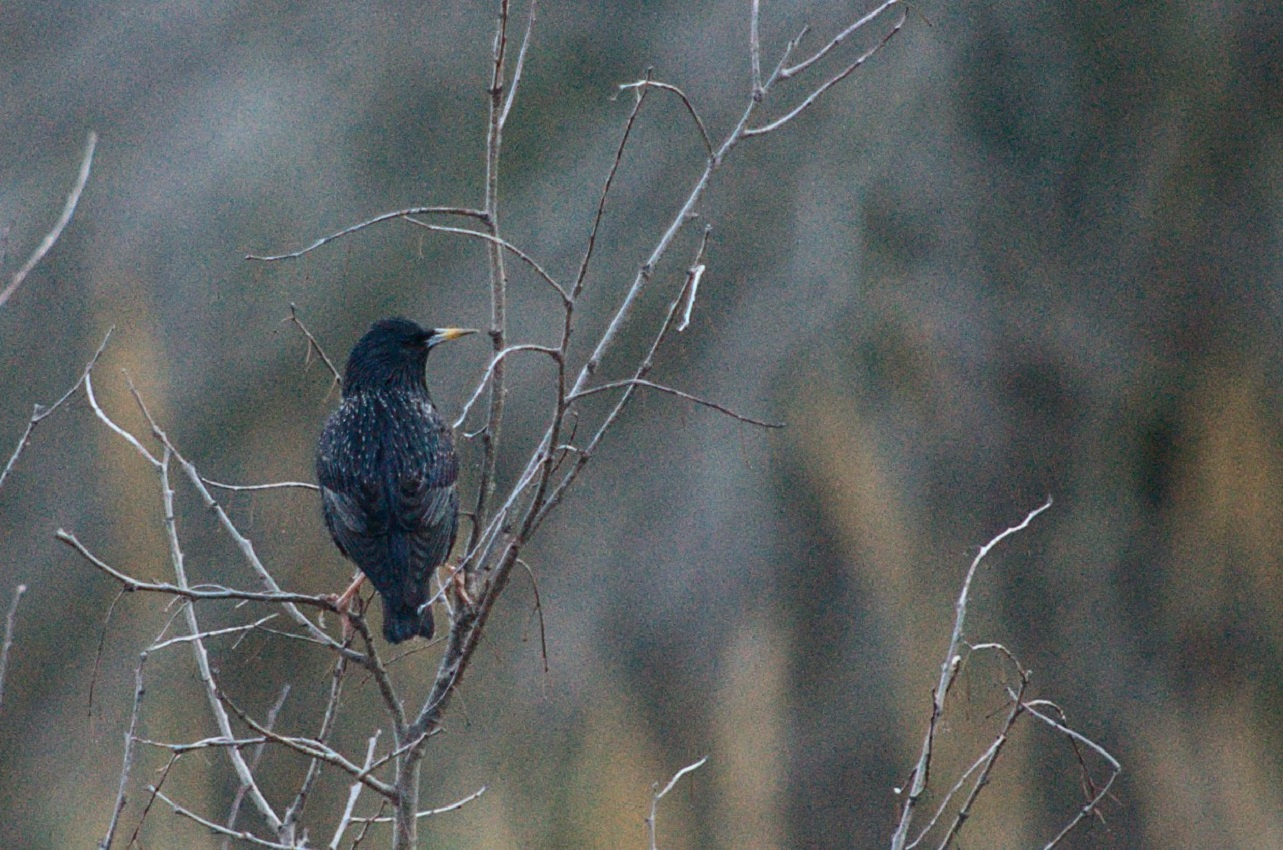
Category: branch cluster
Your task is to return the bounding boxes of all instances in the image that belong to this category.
[0,4,1007,848]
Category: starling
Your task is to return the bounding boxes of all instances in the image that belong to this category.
[316,317,476,643]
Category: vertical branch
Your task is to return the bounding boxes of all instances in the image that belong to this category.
[647,756,708,850]
[100,651,148,850]
[469,0,516,562]
[155,440,286,838]
[0,583,27,714]
[890,499,1052,850]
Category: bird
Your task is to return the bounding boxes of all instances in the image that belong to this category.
[316,317,477,643]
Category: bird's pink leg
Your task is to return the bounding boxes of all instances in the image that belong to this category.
[330,572,366,640]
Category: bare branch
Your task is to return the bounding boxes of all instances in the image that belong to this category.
[330,732,382,849]
[216,687,397,798]
[350,785,488,823]
[0,328,113,492]
[0,131,98,309]
[498,0,538,130]
[151,789,298,850]
[401,218,569,303]
[574,69,651,299]
[202,478,319,493]
[676,263,704,332]
[84,371,160,467]
[100,651,148,850]
[570,377,783,429]
[647,755,708,850]
[284,302,342,387]
[617,79,713,157]
[453,344,562,429]
[56,530,338,610]
[0,584,27,714]
[745,12,905,138]
[245,205,488,262]
[890,498,1053,850]
[750,0,763,95]
[780,0,900,79]
[148,617,279,652]
[1022,701,1121,850]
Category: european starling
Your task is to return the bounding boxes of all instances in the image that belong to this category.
[316,317,476,643]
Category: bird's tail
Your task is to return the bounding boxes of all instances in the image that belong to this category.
[382,594,434,644]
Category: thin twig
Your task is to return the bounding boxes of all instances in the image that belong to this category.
[285,303,342,386]
[151,789,298,850]
[453,344,562,429]
[215,687,396,798]
[498,0,538,129]
[1022,701,1121,850]
[330,732,382,850]
[890,499,1053,850]
[149,617,278,652]
[781,0,900,79]
[647,756,708,850]
[676,263,704,332]
[202,478,319,493]
[245,206,489,261]
[746,11,905,137]
[617,79,713,156]
[99,651,148,850]
[574,68,651,299]
[401,218,568,303]
[224,684,292,850]
[0,583,25,714]
[0,131,98,309]
[0,328,113,492]
[569,378,783,429]
[57,530,338,609]
[349,785,488,823]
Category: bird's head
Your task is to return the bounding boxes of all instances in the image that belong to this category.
[342,317,477,395]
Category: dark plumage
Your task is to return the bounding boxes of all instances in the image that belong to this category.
[316,317,476,643]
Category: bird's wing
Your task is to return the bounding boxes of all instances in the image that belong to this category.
[319,481,389,578]
[403,474,459,564]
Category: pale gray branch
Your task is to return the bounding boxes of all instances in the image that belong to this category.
[0,131,98,309]
[0,328,113,492]
[245,206,488,261]
[647,756,708,850]
[0,584,27,715]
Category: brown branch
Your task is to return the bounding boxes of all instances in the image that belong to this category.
[616,78,713,157]
[284,302,342,387]
[574,68,651,300]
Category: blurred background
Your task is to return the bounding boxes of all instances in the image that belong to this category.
[2,1,1281,847]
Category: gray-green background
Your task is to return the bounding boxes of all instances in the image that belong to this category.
[2,2,1280,847]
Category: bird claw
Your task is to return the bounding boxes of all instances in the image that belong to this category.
[329,573,367,641]
[452,567,474,608]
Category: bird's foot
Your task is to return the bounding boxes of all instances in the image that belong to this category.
[328,573,367,641]
[452,567,474,608]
